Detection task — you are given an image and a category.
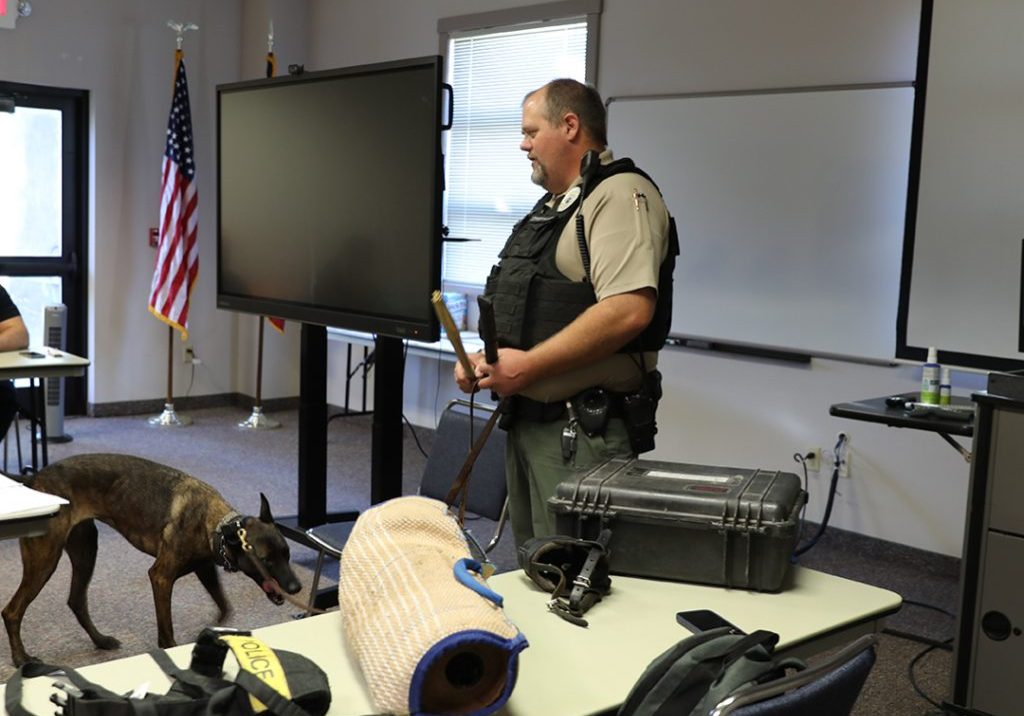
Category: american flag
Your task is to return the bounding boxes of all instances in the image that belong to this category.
[149,52,199,340]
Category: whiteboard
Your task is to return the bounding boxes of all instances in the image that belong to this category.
[904,1,1024,368]
[608,86,914,361]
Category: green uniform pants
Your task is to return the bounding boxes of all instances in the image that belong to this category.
[504,415,633,547]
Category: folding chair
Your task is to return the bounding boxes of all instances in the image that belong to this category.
[304,399,507,609]
[709,634,878,716]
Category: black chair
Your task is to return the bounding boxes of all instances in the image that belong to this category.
[709,634,878,716]
[303,399,508,609]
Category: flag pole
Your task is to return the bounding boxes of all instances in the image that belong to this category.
[239,19,281,430]
[239,315,280,429]
[148,21,197,428]
[149,326,192,426]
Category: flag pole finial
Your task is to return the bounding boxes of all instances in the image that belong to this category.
[166,20,199,51]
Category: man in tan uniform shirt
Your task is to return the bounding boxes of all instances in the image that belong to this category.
[455,79,673,546]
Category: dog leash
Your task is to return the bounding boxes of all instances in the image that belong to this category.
[234,526,329,616]
[443,396,507,528]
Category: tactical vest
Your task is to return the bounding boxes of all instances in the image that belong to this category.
[483,158,678,353]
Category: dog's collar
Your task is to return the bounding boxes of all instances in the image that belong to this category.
[212,511,244,572]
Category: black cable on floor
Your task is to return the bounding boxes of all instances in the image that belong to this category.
[880,597,956,648]
[403,413,429,459]
[908,638,953,711]
[882,627,953,650]
[935,701,997,716]
[327,409,372,423]
[903,598,956,619]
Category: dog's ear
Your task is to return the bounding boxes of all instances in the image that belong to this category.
[259,492,274,523]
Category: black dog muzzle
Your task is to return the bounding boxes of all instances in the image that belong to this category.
[518,528,612,627]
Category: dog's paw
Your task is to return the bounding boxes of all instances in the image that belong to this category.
[94,635,121,651]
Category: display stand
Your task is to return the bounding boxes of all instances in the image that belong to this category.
[274,324,403,547]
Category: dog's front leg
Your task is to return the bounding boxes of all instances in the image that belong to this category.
[148,558,180,648]
[195,560,232,623]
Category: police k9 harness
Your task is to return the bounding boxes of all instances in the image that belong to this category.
[5,627,332,716]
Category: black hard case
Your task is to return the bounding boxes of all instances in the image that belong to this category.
[547,457,807,592]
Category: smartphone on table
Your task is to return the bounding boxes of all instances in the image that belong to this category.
[675,609,745,635]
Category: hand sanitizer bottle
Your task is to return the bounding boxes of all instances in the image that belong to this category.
[920,347,941,405]
[939,366,952,405]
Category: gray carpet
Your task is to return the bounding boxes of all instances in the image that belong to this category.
[0,406,959,714]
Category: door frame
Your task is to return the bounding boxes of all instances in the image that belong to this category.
[0,80,89,415]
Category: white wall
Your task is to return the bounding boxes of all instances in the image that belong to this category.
[308,0,979,558]
[2,0,234,402]
[0,0,311,404]
[0,0,978,556]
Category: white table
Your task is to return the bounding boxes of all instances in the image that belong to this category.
[0,513,55,541]
[0,567,900,715]
[0,349,89,471]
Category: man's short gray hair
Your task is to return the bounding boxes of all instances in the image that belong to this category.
[525,79,607,146]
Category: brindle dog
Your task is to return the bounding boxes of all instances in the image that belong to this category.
[2,453,302,666]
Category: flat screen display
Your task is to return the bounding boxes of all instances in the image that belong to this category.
[217,56,443,340]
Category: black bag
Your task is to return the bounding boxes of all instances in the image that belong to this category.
[617,627,806,716]
[5,629,331,716]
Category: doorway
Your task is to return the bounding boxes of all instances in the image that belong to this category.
[0,80,88,415]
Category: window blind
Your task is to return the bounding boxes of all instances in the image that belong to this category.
[443,22,588,287]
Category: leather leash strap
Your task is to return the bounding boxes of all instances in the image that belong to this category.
[568,527,612,615]
[443,399,505,526]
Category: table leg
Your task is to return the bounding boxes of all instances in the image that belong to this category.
[28,377,49,470]
[37,377,48,467]
[26,379,39,473]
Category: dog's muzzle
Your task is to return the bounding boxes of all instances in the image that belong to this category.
[262,571,301,603]
[262,578,286,605]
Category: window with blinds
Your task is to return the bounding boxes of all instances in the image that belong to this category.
[443,21,588,288]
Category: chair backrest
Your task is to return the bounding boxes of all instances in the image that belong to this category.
[418,399,506,520]
[710,634,877,716]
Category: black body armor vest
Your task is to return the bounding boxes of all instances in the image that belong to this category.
[483,157,679,352]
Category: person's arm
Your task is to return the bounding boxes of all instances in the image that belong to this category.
[0,315,29,352]
[474,287,655,397]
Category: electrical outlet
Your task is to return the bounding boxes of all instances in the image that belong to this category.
[822,449,835,470]
[803,447,821,472]
[183,346,196,364]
